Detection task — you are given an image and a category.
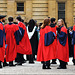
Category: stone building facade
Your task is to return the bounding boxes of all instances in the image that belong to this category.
[0,0,75,26]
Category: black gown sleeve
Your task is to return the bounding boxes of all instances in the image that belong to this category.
[0,29,3,47]
[45,31,55,46]
[14,30,20,45]
[19,27,25,41]
[58,31,67,46]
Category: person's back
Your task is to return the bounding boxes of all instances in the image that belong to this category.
[4,23,19,62]
[5,24,18,43]
[4,17,19,66]
[15,16,32,65]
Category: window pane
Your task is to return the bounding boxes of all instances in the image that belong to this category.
[58,3,65,22]
[58,11,65,18]
[17,7,24,11]
[17,3,24,6]
[58,3,65,11]
[17,3,24,11]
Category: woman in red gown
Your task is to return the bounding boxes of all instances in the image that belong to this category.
[57,19,69,69]
[37,19,56,69]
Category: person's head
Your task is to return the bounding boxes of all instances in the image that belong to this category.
[0,15,6,22]
[16,16,22,22]
[41,18,50,29]
[8,17,13,22]
[28,19,35,32]
[39,23,43,26]
[51,18,56,24]
[48,17,50,19]
[21,19,24,23]
[29,19,35,27]
[58,19,65,27]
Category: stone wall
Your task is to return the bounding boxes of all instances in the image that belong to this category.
[0,0,74,26]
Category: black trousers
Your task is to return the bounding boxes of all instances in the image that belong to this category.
[26,54,35,61]
[15,53,25,63]
[72,45,75,64]
[28,54,34,62]
[0,61,1,66]
[52,59,56,62]
[59,60,66,68]
[43,60,50,67]
[9,61,13,65]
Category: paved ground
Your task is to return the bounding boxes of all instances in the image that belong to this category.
[0,57,75,75]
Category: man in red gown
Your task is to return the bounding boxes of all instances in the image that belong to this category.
[15,16,32,65]
[0,15,6,68]
[50,18,57,64]
[4,17,20,66]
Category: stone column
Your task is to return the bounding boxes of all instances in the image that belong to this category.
[26,0,32,22]
[48,0,57,19]
[65,0,73,26]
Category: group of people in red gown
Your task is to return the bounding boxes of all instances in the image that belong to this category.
[0,15,75,70]
[37,18,69,69]
[0,15,32,68]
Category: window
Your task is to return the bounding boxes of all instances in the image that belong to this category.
[58,3,65,22]
[17,3,24,11]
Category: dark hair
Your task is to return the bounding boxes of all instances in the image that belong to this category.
[41,19,50,29]
[48,17,50,19]
[16,16,22,21]
[8,17,13,22]
[25,22,28,26]
[21,19,24,22]
[51,18,56,23]
[65,22,67,28]
[28,19,35,32]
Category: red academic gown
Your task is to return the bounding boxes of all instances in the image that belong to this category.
[56,26,69,62]
[50,24,58,59]
[37,26,56,62]
[0,22,5,62]
[17,22,32,55]
[73,25,75,59]
[4,23,20,62]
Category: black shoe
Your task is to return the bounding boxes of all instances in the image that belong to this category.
[22,60,26,64]
[0,65,2,69]
[66,62,68,65]
[74,63,75,65]
[51,62,57,64]
[42,65,46,69]
[46,66,51,69]
[3,63,9,67]
[29,61,34,64]
[57,66,67,69]
[9,64,16,67]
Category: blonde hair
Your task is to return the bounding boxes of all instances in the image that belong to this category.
[58,19,65,26]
